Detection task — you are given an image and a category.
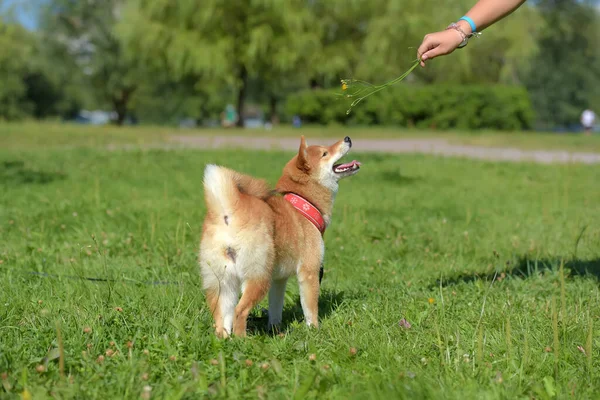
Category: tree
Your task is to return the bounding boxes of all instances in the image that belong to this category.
[26,26,91,119]
[526,0,600,127]
[120,0,319,127]
[130,74,229,125]
[303,0,375,88]
[0,20,35,120]
[40,0,144,125]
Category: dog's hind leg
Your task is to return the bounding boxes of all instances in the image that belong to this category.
[206,289,224,336]
[206,285,238,338]
[233,278,271,337]
[268,278,288,329]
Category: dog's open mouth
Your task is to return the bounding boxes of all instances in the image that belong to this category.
[333,160,361,174]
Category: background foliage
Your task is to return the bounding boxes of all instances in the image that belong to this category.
[0,0,599,129]
[286,85,534,130]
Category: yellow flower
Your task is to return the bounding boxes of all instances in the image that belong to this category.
[342,82,348,91]
[428,298,435,304]
[21,389,32,400]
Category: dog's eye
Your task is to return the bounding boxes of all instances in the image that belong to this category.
[322,152,328,157]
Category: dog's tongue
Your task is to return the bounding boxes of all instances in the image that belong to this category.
[337,160,360,169]
[334,160,361,172]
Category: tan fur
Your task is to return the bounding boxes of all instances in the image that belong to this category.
[199,136,359,337]
[232,278,271,336]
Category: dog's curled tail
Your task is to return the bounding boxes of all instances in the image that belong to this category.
[203,164,272,217]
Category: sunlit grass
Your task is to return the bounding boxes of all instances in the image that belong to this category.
[1,136,599,398]
[3,121,599,154]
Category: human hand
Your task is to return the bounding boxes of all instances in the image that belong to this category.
[417,29,465,67]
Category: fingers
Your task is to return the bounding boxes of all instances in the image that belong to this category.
[417,30,463,67]
[417,35,432,58]
[421,46,445,63]
[417,34,435,67]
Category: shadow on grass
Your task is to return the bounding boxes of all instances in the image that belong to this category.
[379,169,421,185]
[247,289,351,335]
[434,257,600,288]
[1,160,66,185]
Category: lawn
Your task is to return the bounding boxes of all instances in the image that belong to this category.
[1,126,600,399]
[2,122,600,153]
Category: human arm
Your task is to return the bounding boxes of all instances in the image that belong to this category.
[417,0,527,66]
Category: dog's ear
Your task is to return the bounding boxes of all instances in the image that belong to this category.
[296,135,310,172]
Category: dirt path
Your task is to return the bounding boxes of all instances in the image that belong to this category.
[168,135,600,165]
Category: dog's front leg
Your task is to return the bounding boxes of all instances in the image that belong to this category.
[298,263,321,328]
[268,278,288,329]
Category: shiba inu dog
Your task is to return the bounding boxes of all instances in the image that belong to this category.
[199,136,360,337]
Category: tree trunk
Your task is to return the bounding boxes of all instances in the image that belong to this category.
[113,88,134,126]
[236,66,248,128]
[115,105,126,126]
[269,95,279,125]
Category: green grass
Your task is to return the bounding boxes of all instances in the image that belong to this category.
[1,130,600,399]
[3,121,600,153]
[0,122,171,150]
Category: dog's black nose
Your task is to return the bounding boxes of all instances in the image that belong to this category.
[344,136,352,147]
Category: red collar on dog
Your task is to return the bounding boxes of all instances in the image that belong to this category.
[283,193,326,235]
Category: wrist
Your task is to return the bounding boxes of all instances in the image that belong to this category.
[456,19,473,35]
[458,15,477,34]
[445,23,469,48]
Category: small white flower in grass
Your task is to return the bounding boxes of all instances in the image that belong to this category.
[141,385,152,400]
[72,212,78,217]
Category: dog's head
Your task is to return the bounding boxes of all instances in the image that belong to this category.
[286,135,360,192]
